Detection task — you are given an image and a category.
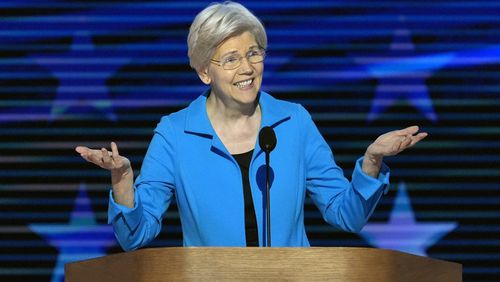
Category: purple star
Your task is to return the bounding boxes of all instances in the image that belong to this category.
[32,31,129,122]
[29,183,116,282]
[360,182,457,257]
[353,21,452,122]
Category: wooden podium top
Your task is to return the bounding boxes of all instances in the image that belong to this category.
[65,247,462,281]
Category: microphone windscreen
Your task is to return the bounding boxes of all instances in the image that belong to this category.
[259,126,277,153]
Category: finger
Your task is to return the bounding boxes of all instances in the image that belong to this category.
[86,149,101,165]
[400,133,428,151]
[76,147,100,162]
[75,146,89,160]
[396,125,419,136]
[76,146,99,160]
[111,142,120,159]
[101,148,112,166]
[409,132,428,146]
[75,146,89,155]
[110,142,121,167]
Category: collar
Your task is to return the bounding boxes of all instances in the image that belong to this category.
[184,89,291,137]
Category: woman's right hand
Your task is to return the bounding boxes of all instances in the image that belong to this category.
[75,142,135,208]
[76,141,131,174]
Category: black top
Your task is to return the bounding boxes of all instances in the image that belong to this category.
[232,149,259,246]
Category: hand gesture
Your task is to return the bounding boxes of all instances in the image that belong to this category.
[76,142,131,174]
[366,125,428,158]
[75,142,134,207]
[362,126,427,177]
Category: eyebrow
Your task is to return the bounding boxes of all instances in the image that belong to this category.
[219,45,259,58]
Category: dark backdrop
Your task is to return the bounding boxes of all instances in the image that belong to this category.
[1,1,499,281]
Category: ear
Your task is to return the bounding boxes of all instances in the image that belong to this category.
[197,68,211,85]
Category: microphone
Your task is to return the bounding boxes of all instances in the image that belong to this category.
[258,126,276,247]
[259,126,277,153]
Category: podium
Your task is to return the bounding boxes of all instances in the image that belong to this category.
[65,247,461,281]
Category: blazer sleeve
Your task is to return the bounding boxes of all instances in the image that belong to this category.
[107,116,177,251]
[299,105,390,232]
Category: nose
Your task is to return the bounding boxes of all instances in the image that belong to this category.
[237,57,254,74]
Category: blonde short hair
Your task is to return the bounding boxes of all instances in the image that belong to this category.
[187,1,267,71]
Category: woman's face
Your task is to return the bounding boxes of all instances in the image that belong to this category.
[199,31,264,107]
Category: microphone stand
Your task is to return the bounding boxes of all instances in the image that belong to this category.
[265,151,271,247]
[259,126,276,248]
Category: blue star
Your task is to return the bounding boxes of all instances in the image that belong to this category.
[353,23,453,122]
[32,31,129,122]
[29,183,116,282]
[359,182,457,257]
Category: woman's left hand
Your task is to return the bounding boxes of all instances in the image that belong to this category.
[366,125,428,159]
[362,125,428,177]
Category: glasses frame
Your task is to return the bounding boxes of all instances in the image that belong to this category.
[210,48,266,70]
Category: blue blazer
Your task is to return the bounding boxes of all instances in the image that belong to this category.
[108,90,390,250]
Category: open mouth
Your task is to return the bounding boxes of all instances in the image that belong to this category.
[234,78,254,89]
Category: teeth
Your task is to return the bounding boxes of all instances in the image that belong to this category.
[235,79,253,88]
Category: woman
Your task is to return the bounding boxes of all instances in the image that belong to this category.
[76,1,427,250]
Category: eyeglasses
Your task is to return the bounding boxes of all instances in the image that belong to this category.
[210,48,266,70]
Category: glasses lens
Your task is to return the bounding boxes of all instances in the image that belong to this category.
[248,55,263,63]
[221,49,266,70]
[223,59,240,70]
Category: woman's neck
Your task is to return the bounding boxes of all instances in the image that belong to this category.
[205,91,261,154]
[206,91,260,125]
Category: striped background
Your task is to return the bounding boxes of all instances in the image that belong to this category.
[1,1,499,281]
